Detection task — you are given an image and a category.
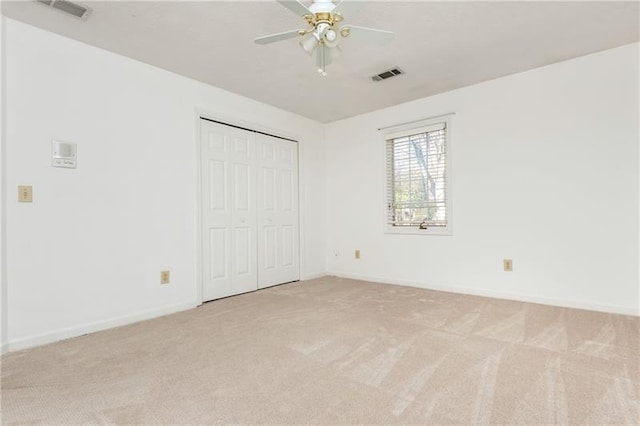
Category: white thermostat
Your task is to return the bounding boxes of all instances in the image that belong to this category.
[52,140,77,168]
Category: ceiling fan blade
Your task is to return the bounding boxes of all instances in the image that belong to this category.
[332,0,366,19]
[342,25,394,45]
[255,29,302,45]
[276,0,312,17]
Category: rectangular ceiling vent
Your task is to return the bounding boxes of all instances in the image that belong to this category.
[371,68,404,82]
[36,0,91,19]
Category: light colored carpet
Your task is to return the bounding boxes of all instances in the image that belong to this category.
[1,276,639,424]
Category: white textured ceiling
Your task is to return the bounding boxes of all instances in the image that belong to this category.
[2,1,639,122]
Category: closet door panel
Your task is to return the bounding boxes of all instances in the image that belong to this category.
[201,121,257,301]
[257,135,299,288]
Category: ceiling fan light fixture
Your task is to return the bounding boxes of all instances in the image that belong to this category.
[325,29,337,42]
[300,32,320,56]
[323,28,339,48]
[256,0,396,75]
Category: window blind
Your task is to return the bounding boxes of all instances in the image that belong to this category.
[386,123,447,228]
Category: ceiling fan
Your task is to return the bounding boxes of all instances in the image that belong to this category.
[255,0,394,76]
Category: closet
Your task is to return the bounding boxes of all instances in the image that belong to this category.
[200,119,299,302]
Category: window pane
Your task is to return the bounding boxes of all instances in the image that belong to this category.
[387,126,447,227]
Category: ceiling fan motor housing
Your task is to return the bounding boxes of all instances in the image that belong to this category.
[308,0,337,14]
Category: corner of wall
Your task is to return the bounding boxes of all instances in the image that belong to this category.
[0,14,9,355]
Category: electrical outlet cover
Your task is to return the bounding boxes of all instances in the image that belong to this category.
[18,185,33,203]
[503,259,513,272]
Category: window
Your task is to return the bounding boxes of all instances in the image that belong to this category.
[384,116,452,235]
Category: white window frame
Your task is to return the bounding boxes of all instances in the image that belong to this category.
[381,114,453,236]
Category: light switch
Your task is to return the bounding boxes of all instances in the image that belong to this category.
[18,185,33,203]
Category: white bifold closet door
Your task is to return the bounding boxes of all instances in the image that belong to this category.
[256,133,299,289]
[201,122,258,301]
[200,119,299,302]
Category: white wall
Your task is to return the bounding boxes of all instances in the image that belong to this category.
[3,18,638,353]
[4,19,326,350]
[325,43,639,315]
[0,15,7,354]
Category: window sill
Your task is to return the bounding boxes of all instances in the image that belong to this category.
[385,226,453,236]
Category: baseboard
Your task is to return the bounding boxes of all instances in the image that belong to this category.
[330,271,639,317]
[0,342,8,355]
[7,300,198,353]
[300,272,327,281]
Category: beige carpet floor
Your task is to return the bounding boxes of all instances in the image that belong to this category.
[1,276,639,424]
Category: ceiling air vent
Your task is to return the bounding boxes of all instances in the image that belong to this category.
[36,0,91,19]
[371,68,404,82]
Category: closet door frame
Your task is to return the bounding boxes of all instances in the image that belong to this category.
[194,110,303,305]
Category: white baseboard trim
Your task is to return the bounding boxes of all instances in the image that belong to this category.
[0,342,8,355]
[330,272,639,317]
[300,272,327,281]
[7,300,198,353]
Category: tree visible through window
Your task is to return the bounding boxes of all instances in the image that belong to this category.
[386,122,448,229]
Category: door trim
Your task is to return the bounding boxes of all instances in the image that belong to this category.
[200,117,297,143]
[194,108,304,306]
